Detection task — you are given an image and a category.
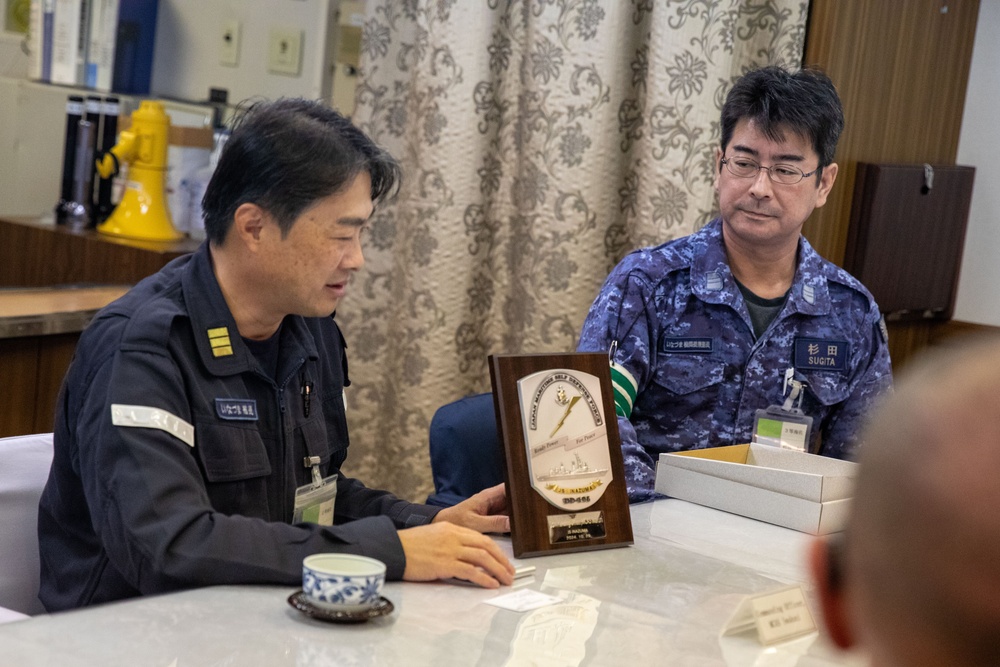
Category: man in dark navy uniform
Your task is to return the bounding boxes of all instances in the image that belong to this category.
[37,99,514,611]
[578,66,892,502]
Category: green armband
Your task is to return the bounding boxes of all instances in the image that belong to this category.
[610,361,637,419]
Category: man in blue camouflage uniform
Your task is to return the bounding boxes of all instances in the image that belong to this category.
[578,66,892,502]
[37,99,514,611]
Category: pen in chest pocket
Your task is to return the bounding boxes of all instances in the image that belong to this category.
[301,380,313,418]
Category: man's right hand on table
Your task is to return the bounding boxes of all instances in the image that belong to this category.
[397,522,514,589]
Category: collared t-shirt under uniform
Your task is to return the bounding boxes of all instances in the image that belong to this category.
[577,219,892,502]
[37,243,438,612]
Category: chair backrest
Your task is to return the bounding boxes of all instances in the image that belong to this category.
[426,393,505,507]
[0,433,53,617]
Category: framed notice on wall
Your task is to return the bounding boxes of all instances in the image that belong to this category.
[489,353,633,558]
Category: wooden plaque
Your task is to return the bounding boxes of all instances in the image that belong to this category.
[489,353,633,558]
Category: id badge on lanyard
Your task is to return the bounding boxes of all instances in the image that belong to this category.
[292,456,337,526]
[752,369,814,453]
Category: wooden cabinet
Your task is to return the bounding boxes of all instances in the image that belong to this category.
[803,0,981,369]
[0,217,199,288]
[0,218,198,437]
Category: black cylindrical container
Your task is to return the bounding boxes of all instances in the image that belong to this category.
[55,95,85,224]
[95,96,120,223]
[64,118,97,230]
[83,95,104,226]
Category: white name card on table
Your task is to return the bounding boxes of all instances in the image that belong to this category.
[484,589,561,613]
[723,585,817,645]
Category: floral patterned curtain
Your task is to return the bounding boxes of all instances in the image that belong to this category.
[340,0,808,501]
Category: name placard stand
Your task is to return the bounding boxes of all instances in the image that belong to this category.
[489,352,633,558]
[722,585,817,645]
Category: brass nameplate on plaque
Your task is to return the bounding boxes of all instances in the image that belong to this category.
[489,353,633,558]
[548,511,606,545]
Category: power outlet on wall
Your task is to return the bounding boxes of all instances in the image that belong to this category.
[267,28,304,76]
[220,19,241,67]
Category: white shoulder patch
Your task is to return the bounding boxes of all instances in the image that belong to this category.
[110,404,195,448]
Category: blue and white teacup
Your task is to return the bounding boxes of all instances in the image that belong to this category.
[302,554,386,611]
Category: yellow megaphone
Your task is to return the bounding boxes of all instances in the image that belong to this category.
[95,101,182,241]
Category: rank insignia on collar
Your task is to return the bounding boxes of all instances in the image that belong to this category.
[207,326,233,357]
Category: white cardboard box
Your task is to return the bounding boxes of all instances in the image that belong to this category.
[654,444,856,535]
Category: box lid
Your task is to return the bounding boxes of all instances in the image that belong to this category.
[660,443,855,502]
[655,463,851,534]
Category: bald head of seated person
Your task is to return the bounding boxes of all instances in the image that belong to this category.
[810,337,1000,666]
[37,98,513,612]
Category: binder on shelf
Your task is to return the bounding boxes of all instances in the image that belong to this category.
[76,0,93,85]
[28,0,55,82]
[28,0,41,80]
[50,0,81,85]
[111,0,159,95]
[85,0,119,91]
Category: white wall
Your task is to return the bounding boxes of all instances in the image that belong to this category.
[151,0,338,105]
[952,0,1000,325]
[0,32,28,79]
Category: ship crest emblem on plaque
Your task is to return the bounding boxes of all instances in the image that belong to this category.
[517,369,613,510]
[555,386,570,406]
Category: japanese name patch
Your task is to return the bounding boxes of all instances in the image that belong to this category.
[215,398,259,421]
[794,338,848,372]
[660,336,714,354]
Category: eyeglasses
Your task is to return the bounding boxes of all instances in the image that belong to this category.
[720,156,819,185]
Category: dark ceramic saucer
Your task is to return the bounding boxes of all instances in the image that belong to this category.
[287,590,394,624]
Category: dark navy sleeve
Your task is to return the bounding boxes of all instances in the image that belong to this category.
[334,476,440,528]
[818,308,893,459]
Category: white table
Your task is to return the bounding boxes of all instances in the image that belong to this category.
[0,500,867,666]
